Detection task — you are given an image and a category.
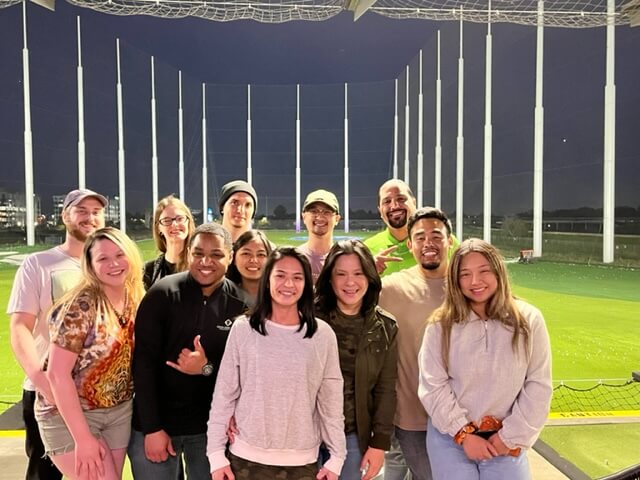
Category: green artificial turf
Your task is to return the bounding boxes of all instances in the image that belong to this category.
[540,423,640,478]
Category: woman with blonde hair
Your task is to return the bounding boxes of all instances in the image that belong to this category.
[144,195,195,289]
[35,227,145,480]
[418,238,552,480]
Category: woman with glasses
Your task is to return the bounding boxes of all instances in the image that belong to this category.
[207,247,346,480]
[418,239,552,480]
[226,230,274,300]
[315,240,398,480]
[144,195,195,290]
[35,227,145,480]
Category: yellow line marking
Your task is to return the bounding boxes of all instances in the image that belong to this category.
[549,410,640,419]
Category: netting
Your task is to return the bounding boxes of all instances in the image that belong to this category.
[551,380,640,414]
[0,0,635,27]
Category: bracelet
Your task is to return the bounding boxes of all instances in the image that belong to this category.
[453,422,477,445]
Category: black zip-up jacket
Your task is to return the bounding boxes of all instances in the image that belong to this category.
[132,272,250,436]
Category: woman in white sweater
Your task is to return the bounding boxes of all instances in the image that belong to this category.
[418,238,552,480]
[207,247,346,480]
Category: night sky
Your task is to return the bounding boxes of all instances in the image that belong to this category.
[0,1,638,217]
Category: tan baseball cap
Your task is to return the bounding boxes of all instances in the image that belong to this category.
[62,189,108,211]
[303,189,339,214]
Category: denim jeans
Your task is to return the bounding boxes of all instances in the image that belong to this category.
[383,431,410,480]
[426,420,531,480]
[395,427,431,480]
[128,429,210,480]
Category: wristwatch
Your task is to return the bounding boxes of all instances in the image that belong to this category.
[202,362,214,377]
[454,422,478,445]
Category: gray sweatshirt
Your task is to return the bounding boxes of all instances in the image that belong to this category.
[418,299,552,450]
[207,316,346,475]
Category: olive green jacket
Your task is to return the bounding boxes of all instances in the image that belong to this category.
[323,306,399,454]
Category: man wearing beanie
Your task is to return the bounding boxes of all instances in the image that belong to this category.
[218,180,258,242]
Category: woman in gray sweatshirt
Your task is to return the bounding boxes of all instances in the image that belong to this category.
[207,247,347,480]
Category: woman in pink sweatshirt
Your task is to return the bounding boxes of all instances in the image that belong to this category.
[207,247,346,480]
[418,238,552,480]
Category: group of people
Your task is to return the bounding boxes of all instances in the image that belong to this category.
[7,178,552,480]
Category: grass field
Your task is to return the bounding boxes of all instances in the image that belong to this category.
[1,230,639,477]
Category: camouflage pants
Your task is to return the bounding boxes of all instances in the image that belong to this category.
[229,452,318,480]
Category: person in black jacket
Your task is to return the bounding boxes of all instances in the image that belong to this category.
[315,239,398,480]
[128,223,251,480]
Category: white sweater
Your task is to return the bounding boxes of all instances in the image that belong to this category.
[418,299,552,450]
[207,316,346,475]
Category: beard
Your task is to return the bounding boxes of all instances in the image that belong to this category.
[420,260,441,271]
[67,225,93,242]
[386,210,408,229]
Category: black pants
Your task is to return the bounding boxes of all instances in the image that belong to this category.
[22,390,62,480]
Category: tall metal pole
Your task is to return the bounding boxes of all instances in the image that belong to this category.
[296,84,301,232]
[76,16,86,189]
[404,66,410,185]
[178,71,185,201]
[417,50,424,207]
[151,56,158,208]
[202,83,208,222]
[393,79,399,179]
[116,39,126,233]
[533,0,545,257]
[344,83,350,233]
[483,2,493,243]
[435,31,442,209]
[456,14,465,240]
[602,0,616,263]
[247,84,252,184]
[22,1,35,245]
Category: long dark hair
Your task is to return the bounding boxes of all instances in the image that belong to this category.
[249,247,317,338]
[315,239,381,319]
[226,230,274,284]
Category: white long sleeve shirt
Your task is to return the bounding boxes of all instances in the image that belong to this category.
[207,316,346,475]
[418,300,552,450]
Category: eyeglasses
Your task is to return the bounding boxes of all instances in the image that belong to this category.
[306,208,335,217]
[158,215,188,226]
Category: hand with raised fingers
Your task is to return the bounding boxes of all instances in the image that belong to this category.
[166,335,208,375]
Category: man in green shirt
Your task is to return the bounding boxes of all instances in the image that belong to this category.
[365,179,418,277]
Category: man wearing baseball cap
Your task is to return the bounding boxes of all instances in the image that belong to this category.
[298,189,341,284]
[7,188,107,480]
[218,180,258,242]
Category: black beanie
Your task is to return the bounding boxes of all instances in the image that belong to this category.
[218,180,258,218]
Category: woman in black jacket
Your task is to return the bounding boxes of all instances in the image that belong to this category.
[315,239,398,480]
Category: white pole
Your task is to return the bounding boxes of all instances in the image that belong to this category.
[417,49,424,207]
[456,14,465,240]
[22,0,35,245]
[344,83,350,233]
[483,3,493,243]
[247,84,252,184]
[178,70,185,200]
[393,79,399,179]
[202,83,208,222]
[404,66,410,185]
[435,30,442,209]
[116,39,126,233]
[602,0,616,263]
[151,56,158,208]
[76,16,86,189]
[533,0,545,257]
[296,84,301,232]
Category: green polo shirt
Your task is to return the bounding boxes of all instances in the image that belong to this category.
[364,229,415,277]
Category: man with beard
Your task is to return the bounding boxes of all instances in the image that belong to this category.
[365,179,418,277]
[129,223,251,479]
[218,180,258,242]
[297,189,341,284]
[378,207,453,480]
[7,189,107,480]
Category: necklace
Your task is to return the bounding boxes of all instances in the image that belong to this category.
[105,292,129,327]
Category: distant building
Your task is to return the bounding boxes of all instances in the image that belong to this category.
[0,191,41,228]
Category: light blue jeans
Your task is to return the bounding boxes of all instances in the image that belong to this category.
[426,420,531,480]
[127,429,210,480]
